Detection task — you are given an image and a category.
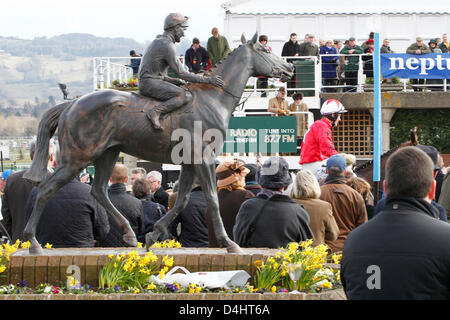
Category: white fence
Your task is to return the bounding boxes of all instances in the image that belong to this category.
[92,53,449,94]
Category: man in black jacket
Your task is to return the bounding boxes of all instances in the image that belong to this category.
[1,142,36,242]
[25,179,110,248]
[281,33,301,95]
[185,38,209,74]
[341,146,450,300]
[169,185,208,247]
[99,164,143,247]
[233,157,313,248]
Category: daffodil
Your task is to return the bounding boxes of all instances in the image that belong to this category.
[44,243,53,249]
[271,286,277,293]
[0,265,6,273]
[137,242,143,248]
[20,241,31,249]
[147,282,155,290]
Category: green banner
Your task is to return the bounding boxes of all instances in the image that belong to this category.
[223,116,297,153]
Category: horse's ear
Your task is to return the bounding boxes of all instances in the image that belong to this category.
[241,33,247,44]
[251,31,258,44]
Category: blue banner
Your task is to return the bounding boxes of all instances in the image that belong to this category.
[381,53,450,79]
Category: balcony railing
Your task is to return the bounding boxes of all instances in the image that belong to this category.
[92,54,449,93]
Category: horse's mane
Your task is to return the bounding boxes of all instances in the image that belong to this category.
[209,45,242,74]
[354,127,419,173]
[354,141,409,172]
[184,45,243,91]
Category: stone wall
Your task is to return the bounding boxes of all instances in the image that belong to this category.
[2,247,297,288]
[0,289,346,300]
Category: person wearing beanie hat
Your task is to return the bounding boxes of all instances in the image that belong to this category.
[205,159,254,247]
[233,157,313,248]
[243,163,262,196]
[185,37,210,74]
[319,155,368,252]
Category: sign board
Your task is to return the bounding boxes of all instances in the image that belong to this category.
[381,53,450,79]
[223,116,297,153]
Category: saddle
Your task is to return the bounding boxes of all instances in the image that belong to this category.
[117,91,194,115]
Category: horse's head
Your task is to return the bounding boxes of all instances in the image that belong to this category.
[241,32,294,82]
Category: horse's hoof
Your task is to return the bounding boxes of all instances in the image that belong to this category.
[226,241,244,254]
[29,243,44,255]
[123,231,138,247]
[145,232,157,251]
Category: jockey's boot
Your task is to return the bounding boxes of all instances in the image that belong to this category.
[146,109,163,130]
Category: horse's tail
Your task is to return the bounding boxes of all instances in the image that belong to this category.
[23,100,73,185]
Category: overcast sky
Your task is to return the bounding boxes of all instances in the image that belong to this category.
[1,0,449,44]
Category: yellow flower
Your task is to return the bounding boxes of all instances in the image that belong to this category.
[0,265,6,273]
[271,286,277,293]
[20,241,31,249]
[67,276,76,287]
[147,282,155,290]
[272,262,279,270]
[113,263,118,269]
[137,242,143,248]
[288,242,299,252]
[108,254,113,259]
[320,280,332,289]
[133,288,140,294]
[195,286,202,293]
[254,260,263,268]
[44,243,53,249]
[332,253,342,265]
[164,257,174,267]
[188,287,195,294]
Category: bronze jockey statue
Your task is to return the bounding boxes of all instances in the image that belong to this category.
[138,13,224,130]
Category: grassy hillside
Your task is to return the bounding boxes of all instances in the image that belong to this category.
[0,33,192,111]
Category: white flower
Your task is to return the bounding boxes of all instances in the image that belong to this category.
[44,286,52,293]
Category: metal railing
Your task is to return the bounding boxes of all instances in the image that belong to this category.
[92,53,450,93]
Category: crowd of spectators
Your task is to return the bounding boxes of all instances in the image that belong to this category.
[1,131,449,299]
[278,32,450,93]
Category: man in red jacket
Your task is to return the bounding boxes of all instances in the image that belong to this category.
[299,99,347,178]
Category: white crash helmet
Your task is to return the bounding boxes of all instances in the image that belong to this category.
[320,99,347,115]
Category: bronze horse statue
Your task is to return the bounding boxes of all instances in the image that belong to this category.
[354,126,419,199]
[22,32,294,254]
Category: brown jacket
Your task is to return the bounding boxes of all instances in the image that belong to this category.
[205,188,254,247]
[288,102,309,137]
[320,177,368,252]
[293,198,339,247]
[268,97,289,116]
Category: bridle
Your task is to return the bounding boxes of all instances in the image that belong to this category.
[221,45,287,111]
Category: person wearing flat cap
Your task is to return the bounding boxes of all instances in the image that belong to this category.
[320,155,368,252]
[268,87,290,116]
[233,157,313,248]
[205,159,254,247]
[406,37,431,91]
